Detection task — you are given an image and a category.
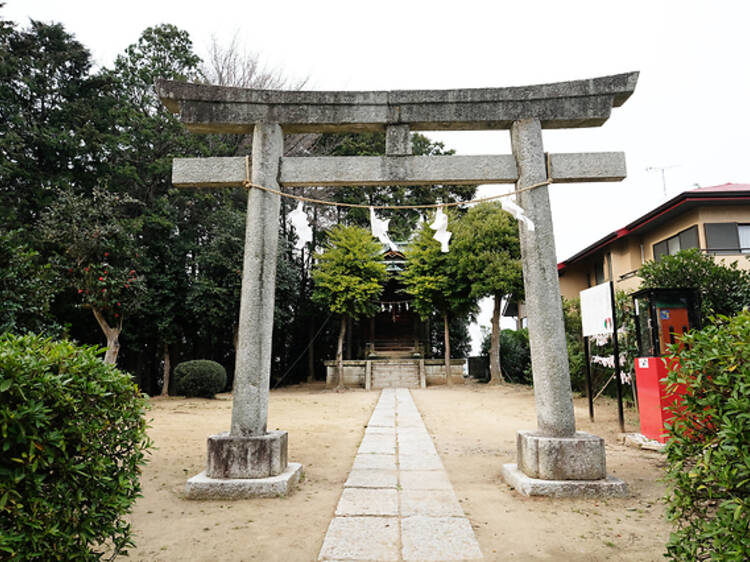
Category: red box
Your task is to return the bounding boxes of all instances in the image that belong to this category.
[634,357,687,443]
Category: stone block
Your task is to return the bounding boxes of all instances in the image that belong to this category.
[517,430,606,481]
[502,463,628,498]
[399,470,453,491]
[335,488,398,516]
[351,454,396,470]
[401,516,483,561]
[206,430,287,479]
[399,453,443,471]
[185,462,302,500]
[319,517,400,561]
[345,468,398,489]
[400,490,463,517]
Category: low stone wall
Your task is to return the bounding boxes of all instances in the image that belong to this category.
[424,359,466,386]
[324,358,466,389]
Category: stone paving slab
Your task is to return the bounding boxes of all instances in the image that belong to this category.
[319,389,482,561]
[366,426,396,435]
[399,454,444,471]
[336,488,399,516]
[352,454,397,470]
[345,469,398,489]
[400,489,463,517]
[319,517,400,561]
[401,517,483,561]
[359,434,397,454]
[399,470,453,491]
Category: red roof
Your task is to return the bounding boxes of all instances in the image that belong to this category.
[557,183,750,272]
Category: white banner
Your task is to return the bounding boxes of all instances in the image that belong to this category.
[580,282,614,337]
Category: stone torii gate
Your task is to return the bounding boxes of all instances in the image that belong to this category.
[158,72,638,498]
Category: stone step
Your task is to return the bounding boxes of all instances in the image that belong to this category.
[371,363,420,389]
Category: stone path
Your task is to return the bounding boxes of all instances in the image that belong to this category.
[319,388,483,561]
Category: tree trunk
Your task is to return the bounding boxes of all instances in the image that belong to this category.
[443,312,453,386]
[161,342,171,397]
[92,308,121,365]
[489,294,505,384]
[306,321,315,383]
[336,314,347,391]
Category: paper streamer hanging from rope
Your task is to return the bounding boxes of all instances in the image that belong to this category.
[370,206,398,252]
[501,199,535,231]
[289,201,313,250]
[430,207,452,252]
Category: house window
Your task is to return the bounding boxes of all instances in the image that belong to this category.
[594,257,605,285]
[704,223,750,255]
[652,226,699,261]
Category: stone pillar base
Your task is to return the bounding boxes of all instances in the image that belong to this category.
[503,430,627,497]
[186,463,303,499]
[206,430,287,479]
[517,430,606,480]
[501,463,627,498]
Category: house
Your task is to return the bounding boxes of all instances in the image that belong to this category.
[557,183,750,299]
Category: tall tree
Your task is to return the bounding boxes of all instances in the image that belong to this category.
[312,225,387,390]
[0,17,114,229]
[401,215,475,383]
[452,202,523,384]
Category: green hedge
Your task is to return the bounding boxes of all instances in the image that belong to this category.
[663,311,750,560]
[0,334,151,560]
[174,359,226,398]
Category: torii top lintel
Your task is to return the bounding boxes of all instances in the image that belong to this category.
[155,72,638,135]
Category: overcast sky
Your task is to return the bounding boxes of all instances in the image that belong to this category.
[6,1,749,350]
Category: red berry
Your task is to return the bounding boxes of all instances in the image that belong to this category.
[78,289,83,294]
[98,276,104,281]
[104,252,109,257]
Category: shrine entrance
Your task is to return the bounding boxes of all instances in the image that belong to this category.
[159,71,638,498]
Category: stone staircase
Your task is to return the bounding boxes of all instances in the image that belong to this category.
[371,360,420,389]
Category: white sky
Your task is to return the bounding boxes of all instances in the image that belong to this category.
[6,0,750,353]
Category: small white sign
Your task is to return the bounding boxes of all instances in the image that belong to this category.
[580,282,614,337]
[638,358,650,369]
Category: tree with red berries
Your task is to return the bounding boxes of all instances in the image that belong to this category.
[40,187,144,364]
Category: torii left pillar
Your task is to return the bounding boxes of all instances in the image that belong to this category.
[185,122,303,499]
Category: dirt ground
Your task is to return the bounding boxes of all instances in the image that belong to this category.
[122,382,670,561]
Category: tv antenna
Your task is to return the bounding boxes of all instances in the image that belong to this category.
[646,165,680,198]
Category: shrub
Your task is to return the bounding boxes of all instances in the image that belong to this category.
[663,311,750,560]
[173,359,227,398]
[499,328,531,384]
[0,334,151,560]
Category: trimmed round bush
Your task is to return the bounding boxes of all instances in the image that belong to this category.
[173,359,226,398]
[0,333,151,560]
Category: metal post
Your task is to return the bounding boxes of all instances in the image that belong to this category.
[584,336,594,421]
[609,281,625,433]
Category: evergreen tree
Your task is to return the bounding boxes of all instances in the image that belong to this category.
[401,215,475,383]
[312,225,387,389]
[452,202,523,383]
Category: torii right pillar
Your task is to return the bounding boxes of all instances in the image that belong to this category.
[502,118,628,497]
